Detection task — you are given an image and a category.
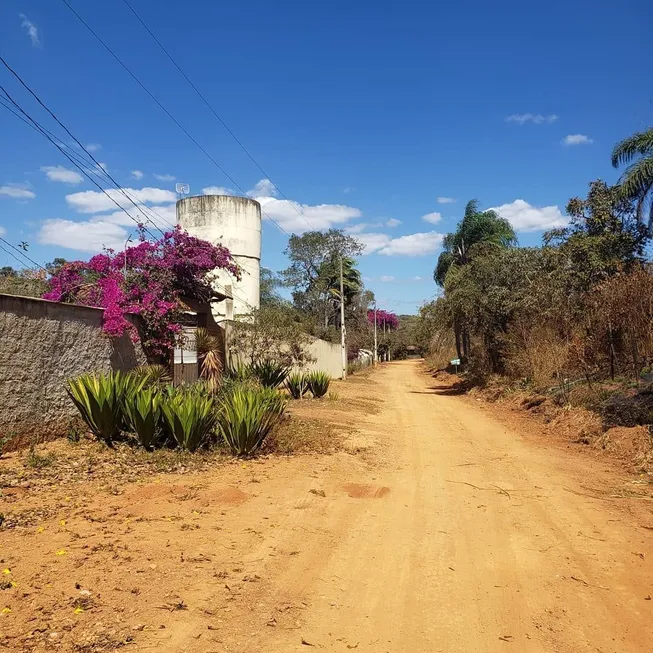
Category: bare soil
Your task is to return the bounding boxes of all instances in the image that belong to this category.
[2,361,652,652]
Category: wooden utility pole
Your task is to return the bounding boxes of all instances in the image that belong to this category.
[340,256,347,379]
[373,303,378,366]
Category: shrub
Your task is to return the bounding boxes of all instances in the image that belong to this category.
[250,360,290,388]
[307,371,330,398]
[123,386,163,450]
[66,371,133,445]
[217,385,287,455]
[286,372,309,399]
[160,390,217,452]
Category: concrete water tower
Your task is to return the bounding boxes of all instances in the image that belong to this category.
[176,194,262,320]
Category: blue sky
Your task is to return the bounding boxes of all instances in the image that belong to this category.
[1,0,651,313]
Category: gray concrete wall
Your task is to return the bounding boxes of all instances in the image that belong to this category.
[0,294,147,446]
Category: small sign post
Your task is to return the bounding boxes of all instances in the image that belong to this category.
[450,357,461,374]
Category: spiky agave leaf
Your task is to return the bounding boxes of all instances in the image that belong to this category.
[123,386,163,450]
[65,371,127,445]
[160,390,216,452]
[306,371,331,398]
[217,385,287,456]
[285,372,308,399]
[250,360,290,388]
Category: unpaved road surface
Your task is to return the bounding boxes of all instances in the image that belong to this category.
[247,361,653,653]
[2,361,652,652]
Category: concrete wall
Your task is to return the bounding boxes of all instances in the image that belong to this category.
[223,322,343,379]
[177,195,262,321]
[0,294,147,446]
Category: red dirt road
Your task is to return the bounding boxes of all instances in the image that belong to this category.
[2,361,652,652]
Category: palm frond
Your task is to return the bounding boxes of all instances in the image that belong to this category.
[611,128,653,168]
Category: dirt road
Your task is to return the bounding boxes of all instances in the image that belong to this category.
[3,361,652,652]
[236,361,652,653]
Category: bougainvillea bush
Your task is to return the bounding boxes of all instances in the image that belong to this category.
[367,309,399,330]
[43,226,239,357]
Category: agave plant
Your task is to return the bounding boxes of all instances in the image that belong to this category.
[217,385,287,456]
[122,386,163,450]
[160,389,217,452]
[285,372,308,399]
[132,364,171,388]
[250,360,290,388]
[306,371,331,398]
[66,371,132,445]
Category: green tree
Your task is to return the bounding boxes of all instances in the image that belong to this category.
[434,200,517,359]
[282,230,364,330]
[544,180,649,294]
[434,200,517,286]
[611,127,653,228]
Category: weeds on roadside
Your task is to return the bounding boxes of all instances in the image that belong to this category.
[26,444,56,469]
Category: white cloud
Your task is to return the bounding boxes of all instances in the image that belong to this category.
[153,173,176,182]
[378,232,444,256]
[506,113,558,125]
[437,197,456,204]
[562,134,593,146]
[422,211,442,224]
[19,14,40,47]
[65,187,177,213]
[413,276,424,281]
[86,143,102,152]
[131,170,144,180]
[203,185,234,195]
[0,226,5,236]
[38,219,129,253]
[41,165,83,185]
[491,199,567,232]
[359,231,444,257]
[379,275,395,282]
[248,179,278,198]
[385,218,401,227]
[257,197,361,232]
[93,203,176,230]
[343,186,356,194]
[0,184,35,199]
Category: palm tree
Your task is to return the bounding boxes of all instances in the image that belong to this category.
[611,128,653,229]
[434,200,516,286]
[434,200,516,360]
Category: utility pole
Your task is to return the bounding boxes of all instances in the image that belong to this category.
[340,256,347,379]
[373,302,378,366]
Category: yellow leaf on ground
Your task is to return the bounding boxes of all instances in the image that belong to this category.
[55,549,66,556]
[37,526,45,533]
[1,569,10,575]
[60,520,66,526]
[1,608,11,615]
[73,607,84,614]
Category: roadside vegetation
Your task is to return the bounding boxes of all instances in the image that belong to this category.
[415,127,653,464]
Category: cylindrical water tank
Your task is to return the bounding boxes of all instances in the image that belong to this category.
[176,195,261,320]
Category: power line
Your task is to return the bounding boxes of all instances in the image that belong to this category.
[0,55,175,234]
[60,0,292,237]
[0,236,45,271]
[0,86,161,241]
[120,0,318,233]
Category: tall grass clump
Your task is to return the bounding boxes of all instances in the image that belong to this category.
[217,385,287,455]
[285,372,309,399]
[306,371,331,398]
[66,371,134,445]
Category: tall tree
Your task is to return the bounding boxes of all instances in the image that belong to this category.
[611,127,653,229]
[433,200,516,359]
[434,200,517,286]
